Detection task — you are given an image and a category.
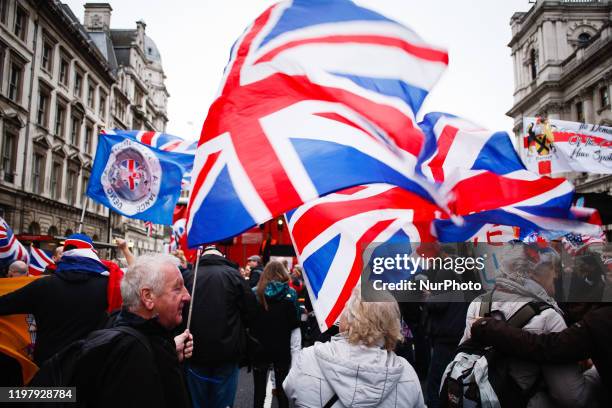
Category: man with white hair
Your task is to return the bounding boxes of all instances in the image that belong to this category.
[78,254,193,407]
[7,260,28,277]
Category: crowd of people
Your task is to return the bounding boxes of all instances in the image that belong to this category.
[0,233,610,407]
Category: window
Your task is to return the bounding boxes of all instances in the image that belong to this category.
[74,71,82,97]
[54,102,66,136]
[1,130,17,183]
[0,43,5,92]
[114,98,126,121]
[87,84,95,107]
[42,41,53,73]
[59,57,69,85]
[37,86,50,127]
[530,49,538,81]
[31,153,45,193]
[84,124,93,154]
[70,116,81,146]
[66,169,77,205]
[135,87,144,107]
[99,92,107,119]
[8,61,23,103]
[82,175,89,204]
[578,33,591,47]
[51,162,62,200]
[600,86,610,108]
[0,0,8,25]
[576,101,584,122]
[14,6,27,41]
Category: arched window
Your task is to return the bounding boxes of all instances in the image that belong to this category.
[28,222,40,235]
[578,33,591,47]
[48,226,58,236]
[530,49,538,80]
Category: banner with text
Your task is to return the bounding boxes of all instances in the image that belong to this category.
[522,117,611,175]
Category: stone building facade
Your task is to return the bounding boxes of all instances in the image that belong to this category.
[507,0,612,194]
[0,0,169,255]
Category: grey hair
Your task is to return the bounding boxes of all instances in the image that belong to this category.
[120,254,180,309]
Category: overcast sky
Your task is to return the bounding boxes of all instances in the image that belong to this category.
[64,0,533,140]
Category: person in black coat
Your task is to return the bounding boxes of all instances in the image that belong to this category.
[0,234,109,365]
[251,261,300,408]
[75,253,193,407]
[181,246,257,408]
[247,255,263,288]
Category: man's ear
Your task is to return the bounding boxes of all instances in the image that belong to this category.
[140,287,155,311]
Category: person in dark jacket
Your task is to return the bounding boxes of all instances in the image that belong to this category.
[182,246,257,408]
[251,261,300,408]
[472,303,611,405]
[0,234,109,365]
[76,253,193,407]
[247,254,263,288]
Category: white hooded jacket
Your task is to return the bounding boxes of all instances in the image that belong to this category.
[283,334,425,407]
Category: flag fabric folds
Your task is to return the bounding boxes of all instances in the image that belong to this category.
[287,183,438,330]
[416,113,596,241]
[0,276,39,384]
[0,217,29,268]
[88,132,193,225]
[55,234,108,276]
[186,0,449,246]
[101,129,197,188]
[27,247,54,276]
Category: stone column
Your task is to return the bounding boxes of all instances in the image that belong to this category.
[581,88,595,124]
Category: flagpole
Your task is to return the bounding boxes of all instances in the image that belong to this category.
[186,246,202,332]
[78,195,88,234]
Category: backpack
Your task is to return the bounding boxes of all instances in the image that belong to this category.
[28,326,152,407]
[439,290,551,408]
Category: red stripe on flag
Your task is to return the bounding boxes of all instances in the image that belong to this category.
[222,5,276,94]
[254,35,449,65]
[140,131,156,145]
[161,141,182,151]
[292,187,438,254]
[427,125,459,182]
[325,219,394,328]
[449,172,567,215]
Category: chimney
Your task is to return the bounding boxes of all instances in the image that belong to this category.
[83,3,112,31]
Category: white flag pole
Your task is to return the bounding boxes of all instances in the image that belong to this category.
[78,195,88,234]
[186,247,202,332]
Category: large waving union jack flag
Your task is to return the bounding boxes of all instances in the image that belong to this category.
[416,113,599,241]
[186,0,449,246]
[287,183,438,330]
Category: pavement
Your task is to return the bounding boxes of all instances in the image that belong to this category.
[234,367,279,408]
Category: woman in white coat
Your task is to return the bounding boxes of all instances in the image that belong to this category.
[283,287,425,408]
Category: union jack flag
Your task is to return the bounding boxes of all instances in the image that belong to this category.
[28,246,54,276]
[287,183,438,330]
[415,113,596,241]
[186,0,449,246]
[144,221,154,237]
[120,159,143,191]
[0,217,29,267]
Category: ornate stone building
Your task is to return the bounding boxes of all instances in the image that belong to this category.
[0,1,169,255]
[507,0,612,194]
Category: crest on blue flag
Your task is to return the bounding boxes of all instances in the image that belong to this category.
[88,133,193,225]
[102,139,162,215]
